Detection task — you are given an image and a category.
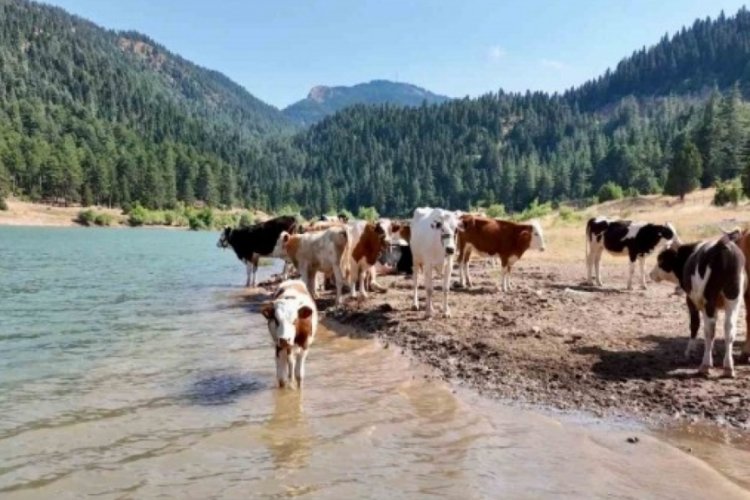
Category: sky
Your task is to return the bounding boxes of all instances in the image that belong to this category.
[43,0,748,109]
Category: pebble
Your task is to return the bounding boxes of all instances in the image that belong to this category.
[626,436,639,444]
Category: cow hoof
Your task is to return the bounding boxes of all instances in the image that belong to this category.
[443,311,452,319]
[697,364,711,376]
[412,304,420,311]
[722,368,736,379]
[640,285,647,291]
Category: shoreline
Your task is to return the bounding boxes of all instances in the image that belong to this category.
[310,261,750,432]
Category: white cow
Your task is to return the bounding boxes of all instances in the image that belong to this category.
[410,207,463,318]
[261,280,319,388]
[273,227,351,306]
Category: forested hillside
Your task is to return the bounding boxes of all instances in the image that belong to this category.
[283,80,450,126]
[0,0,292,208]
[2,0,750,217]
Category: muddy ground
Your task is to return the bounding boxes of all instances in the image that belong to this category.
[280,260,750,430]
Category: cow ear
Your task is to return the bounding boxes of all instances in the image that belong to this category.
[298,305,314,320]
[282,233,290,243]
[261,302,275,320]
[520,229,532,243]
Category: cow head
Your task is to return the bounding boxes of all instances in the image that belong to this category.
[649,245,681,285]
[261,298,314,348]
[528,220,546,251]
[430,211,463,256]
[217,226,232,248]
[661,222,679,246]
[273,231,292,256]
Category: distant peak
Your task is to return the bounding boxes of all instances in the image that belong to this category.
[308,85,331,102]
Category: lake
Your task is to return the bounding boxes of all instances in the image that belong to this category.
[0,227,748,498]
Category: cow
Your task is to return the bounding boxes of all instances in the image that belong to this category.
[217,215,297,287]
[650,235,746,378]
[586,217,677,290]
[410,207,463,318]
[273,226,350,306]
[260,279,318,388]
[457,216,546,291]
[731,229,750,363]
[349,222,388,299]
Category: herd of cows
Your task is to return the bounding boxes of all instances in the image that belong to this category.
[217,209,750,388]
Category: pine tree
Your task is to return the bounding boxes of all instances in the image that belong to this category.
[665,135,703,200]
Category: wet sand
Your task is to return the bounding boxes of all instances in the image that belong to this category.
[317,260,750,431]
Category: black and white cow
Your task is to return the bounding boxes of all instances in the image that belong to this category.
[586,217,677,290]
[650,235,746,377]
[217,215,297,287]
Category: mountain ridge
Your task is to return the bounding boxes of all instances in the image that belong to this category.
[283,79,451,126]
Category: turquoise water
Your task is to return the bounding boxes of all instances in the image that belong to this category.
[0,227,748,498]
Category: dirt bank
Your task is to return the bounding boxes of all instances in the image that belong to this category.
[318,261,750,430]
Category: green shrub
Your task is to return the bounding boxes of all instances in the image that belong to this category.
[485,203,506,218]
[188,207,215,231]
[94,213,114,226]
[558,206,583,222]
[238,212,255,228]
[713,178,744,206]
[0,196,7,211]
[598,182,624,203]
[513,199,553,221]
[357,206,379,222]
[213,211,239,229]
[76,209,97,226]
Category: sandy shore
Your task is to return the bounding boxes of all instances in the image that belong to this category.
[310,260,750,430]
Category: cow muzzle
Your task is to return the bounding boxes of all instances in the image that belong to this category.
[445,247,455,256]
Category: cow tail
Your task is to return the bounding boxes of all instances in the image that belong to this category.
[585,219,591,262]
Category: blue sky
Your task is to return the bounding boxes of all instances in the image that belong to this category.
[44,0,747,108]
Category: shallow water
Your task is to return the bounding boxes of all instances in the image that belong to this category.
[0,227,748,498]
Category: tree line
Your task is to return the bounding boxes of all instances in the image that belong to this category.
[3,0,750,217]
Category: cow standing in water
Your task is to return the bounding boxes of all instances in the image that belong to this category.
[217,216,297,287]
[586,217,677,290]
[650,235,746,377]
[261,280,318,388]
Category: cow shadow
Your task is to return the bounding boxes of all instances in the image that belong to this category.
[573,334,733,381]
[183,370,266,406]
[546,283,626,294]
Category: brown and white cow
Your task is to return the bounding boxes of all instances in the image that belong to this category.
[733,230,750,362]
[650,235,746,377]
[261,280,318,388]
[349,222,389,299]
[457,216,546,291]
[273,226,350,306]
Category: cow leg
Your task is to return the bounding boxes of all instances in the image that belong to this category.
[594,249,604,287]
[506,266,514,291]
[276,347,289,388]
[349,262,359,299]
[744,287,750,363]
[698,310,716,375]
[358,266,369,299]
[442,257,453,318]
[626,258,636,291]
[685,298,700,360]
[723,299,741,378]
[586,243,594,285]
[250,259,253,288]
[424,265,434,318]
[287,350,296,388]
[369,267,386,292]
[251,254,260,287]
[412,264,421,311]
[638,256,647,290]
[295,348,308,388]
[333,265,344,306]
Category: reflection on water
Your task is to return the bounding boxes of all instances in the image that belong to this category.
[0,227,749,498]
[262,390,312,472]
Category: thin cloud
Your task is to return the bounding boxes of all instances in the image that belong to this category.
[540,58,567,71]
[487,45,507,62]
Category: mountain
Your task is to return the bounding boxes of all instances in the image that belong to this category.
[282,80,450,126]
[253,8,750,216]
[0,0,294,208]
[3,1,750,216]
